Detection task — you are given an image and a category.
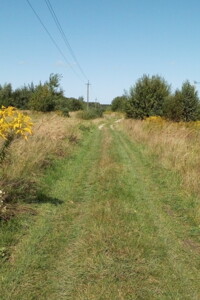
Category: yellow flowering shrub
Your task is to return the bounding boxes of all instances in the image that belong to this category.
[185,121,200,129]
[0,106,33,140]
[145,116,166,123]
[0,106,33,163]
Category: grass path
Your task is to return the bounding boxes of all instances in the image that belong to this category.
[1,122,200,299]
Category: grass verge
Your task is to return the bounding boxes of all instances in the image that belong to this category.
[0,112,88,271]
[119,119,200,222]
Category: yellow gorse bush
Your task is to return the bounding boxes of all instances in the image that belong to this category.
[145,116,166,123]
[184,120,200,129]
[0,106,33,140]
[145,116,200,129]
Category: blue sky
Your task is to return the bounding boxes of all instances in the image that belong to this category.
[1,0,200,104]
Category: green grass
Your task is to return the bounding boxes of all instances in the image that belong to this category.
[0,125,103,299]
[1,121,200,299]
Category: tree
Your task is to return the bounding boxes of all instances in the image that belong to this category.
[68,97,84,111]
[28,84,55,112]
[181,81,199,121]
[126,74,170,119]
[0,83,13,107]
[28,74,64,112]
[111,95,127,112]
[163,81,199,122]
[54,97,84,112]
[12,85,34,109]
[163,91,184,122]
[47,73,62,94]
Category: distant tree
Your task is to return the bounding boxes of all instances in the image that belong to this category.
[28,74,64,112]
[88,102,101,109]
[163,91,184,122]
[54,97,68,111]
[0,73,86,113]
[28,84,55,112]
[163,81,199,122]
[111,95,127,112]
[0,83,13,107]
[101,104,111,111]
[47,73,62,94]
[181,81,199,121]
[12,85,34,109]
[68,98,84,111]
[78,96,84,102]
[28,82,36,93]
[126,74,170,119]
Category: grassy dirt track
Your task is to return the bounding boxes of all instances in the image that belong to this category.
[1,120,200,299]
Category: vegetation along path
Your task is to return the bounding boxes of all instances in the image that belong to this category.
[1,121,200,299]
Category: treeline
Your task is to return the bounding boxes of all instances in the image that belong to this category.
[111,74,200,122]
[0,74,86,114]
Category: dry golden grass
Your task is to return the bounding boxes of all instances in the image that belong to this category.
[0,112,82,204]
[119,119,200,198]
[6,113,81,177]
[103,111,124,119]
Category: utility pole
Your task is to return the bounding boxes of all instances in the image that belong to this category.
[86,81,91,110]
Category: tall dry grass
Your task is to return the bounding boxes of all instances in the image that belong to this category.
[0,112,82,205]
[120,119,200,197]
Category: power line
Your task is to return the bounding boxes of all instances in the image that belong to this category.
[26,0,97,103]
[26,0,84,83]
[44,0,89,82]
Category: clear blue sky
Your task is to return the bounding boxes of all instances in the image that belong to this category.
[1,0,200,104]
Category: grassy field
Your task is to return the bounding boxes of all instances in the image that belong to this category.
[119,118,200,224]
[1,114,200,299]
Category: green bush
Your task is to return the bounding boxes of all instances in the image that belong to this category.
[126,74,170,119]
[111,96,127,112]
[163,93,184,122]
[60,107,70,117]
[77,108,103,120]
[163,81,199,122]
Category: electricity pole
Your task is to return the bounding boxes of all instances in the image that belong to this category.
[86,81,91,110]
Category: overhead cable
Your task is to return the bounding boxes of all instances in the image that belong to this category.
[44,0,89,82]
[26,0,85,83]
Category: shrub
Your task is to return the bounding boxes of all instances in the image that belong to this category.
[111,96,127,112]
[68,98,84,111]
[0,106,33,217]
[0,106,33,162]
[77,108,103,120]
[28,85,55,112]
[0,84,13,107]
[145,116,166,124]
[126,74,170,119]
[163,81,199,122]
[163,93,184,122]
[60,107,70,117]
